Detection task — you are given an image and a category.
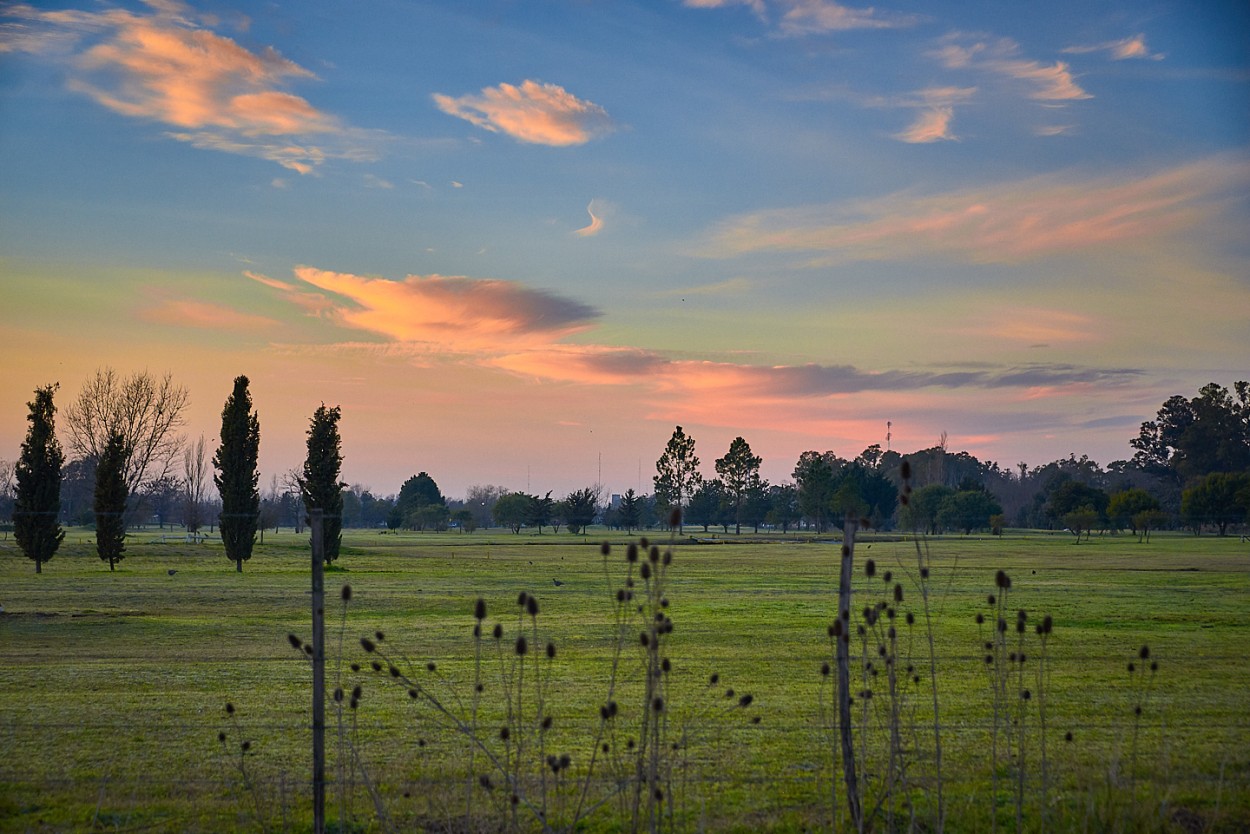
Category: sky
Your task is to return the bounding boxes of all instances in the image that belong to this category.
[1,0,1248,500]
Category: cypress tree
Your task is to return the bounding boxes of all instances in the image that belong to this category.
[213,376,260,572]
[301,404,344,564]
[94,431,128,571]
[15,384,65,573]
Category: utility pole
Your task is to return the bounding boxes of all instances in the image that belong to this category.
[310,509,325,834]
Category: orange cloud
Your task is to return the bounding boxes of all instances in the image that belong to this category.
[574,200,606,237]
[692,156,1250,263]
[4,0,370,173]
[286,267,600,351]
[433,80,614,146]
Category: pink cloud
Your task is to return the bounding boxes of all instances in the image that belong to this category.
[895,107,956,143]
[932,35,1090,101]
[778,0,918,34]
[433,80,614,146]
[692,156,1250,263]
[139,297,279,331]
[1063,34,1164,62]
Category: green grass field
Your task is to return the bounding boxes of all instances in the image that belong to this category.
[1,526,1247,832]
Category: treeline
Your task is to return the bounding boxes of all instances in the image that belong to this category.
[4,373,1249,574]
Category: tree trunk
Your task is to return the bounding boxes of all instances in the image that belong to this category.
[236,559,243,573]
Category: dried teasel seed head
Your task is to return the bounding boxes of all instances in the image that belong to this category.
[662,657,671,673]
[640,562,651,580]
[920,567,929,579]
[652,696,664,712]
[304,644,313,656]
[1042,615,1053,634]
[547,642,556,659]
[341,584,352,602]
[738,693,753,708]
[600,541,611,556]
[218,731,227,743]
[334,687,343,702]
[515,636,528,656]
[1128,662,1136,673]
[821,662,831,676]
[1139,645,1150,660]
[361,637,376,653]
[225,703,235,715]
[663,550,672,566]
[900,460,912,480]
[627,543,639,562]
[426,662,437,672]
[668,507,682,528]
[649,545,661,563]
[350,663,360,673]
[288,633,302,650]
[883,570,892,583]
[900,494,909,506]
[408,688,418,699]
[1150,661,1158,672]
[906,612,915,625]
[478,774,493,790]
[894,583,903,603]
[493,623,503,640]
[996,570,1009,589]
[841,545,850,558]
[352,685,362,700]
[988,594,996,606]
[865,559,876,578]
[375,630,385,642]
[526,596,539,617]
[389,665,400,678]
[499,726,510,740]
[241,740,251,752]
[473,624,481,638]
[474,598,487,620]
[709,673,720,685]
[1065,731,1074,742]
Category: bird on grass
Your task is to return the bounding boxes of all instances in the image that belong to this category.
[167,569,178,576]
[552,579,565,587]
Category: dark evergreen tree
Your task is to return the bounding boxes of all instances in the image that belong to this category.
[213,376,261,572]
[715,436,763,534]
[301,404,345,563]
[653,425,702,531]
[618,488,642,533]
[15,384,65,573]
[94,431,129,571]
[562,487,599,535]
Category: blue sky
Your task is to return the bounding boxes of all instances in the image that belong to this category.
[2,0,1247,498]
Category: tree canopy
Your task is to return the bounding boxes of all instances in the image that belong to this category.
[94,431,128,571]
[301,404,345,563]
[654,426,701,530]
[15,384,64,573]
[1132,381,1250,481]
[214,376,260,571]
[715,436,762,535]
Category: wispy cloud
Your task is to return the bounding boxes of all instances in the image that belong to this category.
[895,107,956,143]
[931,34,1091,102]
[574,198,610,237]
[691,156,1250,263]
[777,0,919,35]
[1,0,374,173]
[138,297,279,331]
[1063,34,1164,61]
[433,80,614,146]
[683,0,917,34]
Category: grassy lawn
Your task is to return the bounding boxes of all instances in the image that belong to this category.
[0,526,1247,832]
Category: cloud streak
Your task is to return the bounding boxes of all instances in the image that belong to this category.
[932,34,1090,102]
[1063,34,1164,61]
[433,80,614,146]
[691,156,1250,264]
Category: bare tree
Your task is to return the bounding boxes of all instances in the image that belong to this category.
[283,467,305,534]
[64,368,190,500]
[183,434,209,534]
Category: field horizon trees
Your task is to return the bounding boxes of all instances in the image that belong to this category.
[4,376,1250,551]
